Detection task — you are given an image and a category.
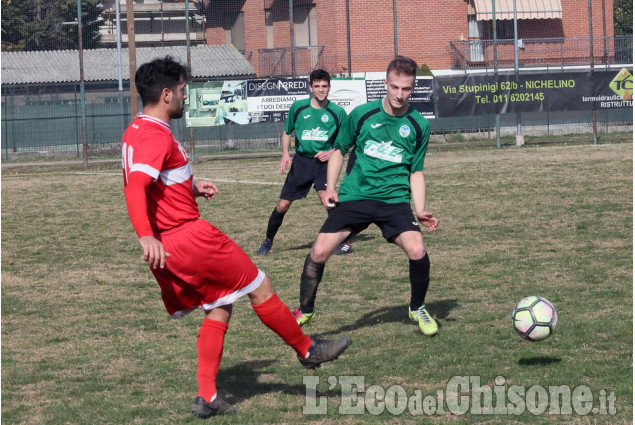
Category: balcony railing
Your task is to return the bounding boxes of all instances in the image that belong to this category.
[449,36,632,70]
[258,46,325,77]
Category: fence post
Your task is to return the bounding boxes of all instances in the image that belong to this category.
[115,0,127,136]
[463,41,467,70]
[75,83,80,158]
[513,0,524,146]
[127,0,138,118]
[588,0,598,145]
[289,0,296,77]
[602,0,608,67]
[2,93,7,160]
[77,0,88,168]
[346,0,352,76]
[185,0,195,162]
[492,0,500,149]
[393,0,398,56]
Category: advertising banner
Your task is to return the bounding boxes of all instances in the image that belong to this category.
[246,78,309,123]
[435,68,633,117]
[410,77,435,118]
[365,77,435,118]
[185,75,437,127]
[186,81,249,127]
[329,78,367,113]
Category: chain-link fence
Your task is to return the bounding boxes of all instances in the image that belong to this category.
[3,82,630,160]
[1,0,632,161]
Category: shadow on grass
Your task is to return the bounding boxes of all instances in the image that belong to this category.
[216,301,460,403]
[312,299,458,338]
[517,356,562,366]
[427,298,459,322]
[286,233,377,253]
[217,359,341,404]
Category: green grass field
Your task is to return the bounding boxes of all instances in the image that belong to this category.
[2,139,632,424]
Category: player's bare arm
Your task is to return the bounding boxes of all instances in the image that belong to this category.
[410,171,438,232]
[280,132,293,173]
[323,149,344,208]
[193,180,219,200]
[314,148,335,163]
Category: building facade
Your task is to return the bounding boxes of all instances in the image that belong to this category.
[100,0,206,48]
[198,0,616,76]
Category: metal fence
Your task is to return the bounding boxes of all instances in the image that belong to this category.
[449,36,633,71]
[258,46,325,77]
[0,84,286,159]
[2,82,631,161]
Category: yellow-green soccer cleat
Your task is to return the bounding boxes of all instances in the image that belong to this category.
[292,308,315,327]
[409,305,438,336]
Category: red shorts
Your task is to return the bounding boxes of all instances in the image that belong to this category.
[151,219,264,319]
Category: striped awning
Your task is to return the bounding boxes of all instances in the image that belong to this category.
[474,0,563,20]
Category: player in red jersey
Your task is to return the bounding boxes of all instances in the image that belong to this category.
[122,56,352,419]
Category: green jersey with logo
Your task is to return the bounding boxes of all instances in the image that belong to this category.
[285,98,347,157]
[335,99,430,204]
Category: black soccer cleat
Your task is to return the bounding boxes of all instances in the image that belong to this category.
[256,238,273,255]
[298,336,353,369]
[334,242,353,255]
[191,396,238,419]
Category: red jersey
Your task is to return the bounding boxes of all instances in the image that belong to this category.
[122,114,199,233]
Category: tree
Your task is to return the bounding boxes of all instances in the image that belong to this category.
[614,0,633,35]
[1,0,102,51]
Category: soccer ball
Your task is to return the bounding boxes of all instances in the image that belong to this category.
[512,296,557,341]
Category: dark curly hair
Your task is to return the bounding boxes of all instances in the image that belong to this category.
[135,56,191,106]
[309,69,331,85]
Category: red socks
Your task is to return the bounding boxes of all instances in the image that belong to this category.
[196,295,312,402]
[196,319,228,402]
[252,294,313,358]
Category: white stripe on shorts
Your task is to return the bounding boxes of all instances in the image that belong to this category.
[170,269,266,319]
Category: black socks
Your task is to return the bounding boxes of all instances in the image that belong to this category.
[299,254,325,313]
[409,253,430,310]
[265,207,286,241]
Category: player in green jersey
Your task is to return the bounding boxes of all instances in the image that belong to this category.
[257,69,353,257]
[292,56,440,335]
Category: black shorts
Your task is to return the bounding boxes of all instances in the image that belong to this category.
[320,199,421,242]
[280,153,327,201]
